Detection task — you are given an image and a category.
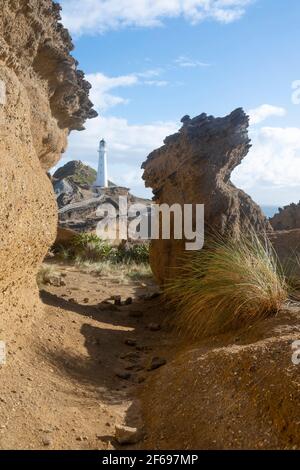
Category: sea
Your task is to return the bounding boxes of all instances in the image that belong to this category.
[261,206,280,218]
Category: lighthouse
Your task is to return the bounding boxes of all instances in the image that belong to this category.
[94,139,108,187]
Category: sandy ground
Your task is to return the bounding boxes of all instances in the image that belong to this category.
[1,261,299,450]
[0,261,175,450]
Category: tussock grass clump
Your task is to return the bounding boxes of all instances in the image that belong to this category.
[165,231,288,339]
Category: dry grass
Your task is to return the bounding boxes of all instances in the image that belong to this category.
[37,264,62,287]
[75,259,152,283]
[165,231,288,339]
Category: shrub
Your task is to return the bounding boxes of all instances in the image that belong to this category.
[111,243,149,264]
[55,245,73,261]
[165,231,288,339]
[72,233,113,262]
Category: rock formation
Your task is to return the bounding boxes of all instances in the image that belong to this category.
[52,160,117,209]
[142,108,271,284]
[138,305,300,450]
[270,201,300,231]
[53,160,152,234]
[0,1,96,340]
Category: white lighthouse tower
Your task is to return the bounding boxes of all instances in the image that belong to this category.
[94,139,108,188]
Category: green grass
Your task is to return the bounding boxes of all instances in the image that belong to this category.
[165,231,288,339]
[54,233,149,265]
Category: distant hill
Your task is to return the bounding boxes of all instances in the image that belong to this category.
[270,201,300,230]
[53,161,96,186]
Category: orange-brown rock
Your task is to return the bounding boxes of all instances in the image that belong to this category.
[0,1,96,341]
[138,306,300,450]
[142,109,271,284]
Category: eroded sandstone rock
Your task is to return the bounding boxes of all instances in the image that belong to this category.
[142,108,271,283]
[0,1,95,340]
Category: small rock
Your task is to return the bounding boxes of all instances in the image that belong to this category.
[115,425,143,445]
[46,275,64,287]
[148,357,167,371]
[147,323,161,332]
[120,351,140,361]
[83,298,89,304]
[42,438,51,447]
[125,339,137,347]
[116,371,131,380]
[124,297,133,305]
[113,295,122,306]
[76,436,83,442]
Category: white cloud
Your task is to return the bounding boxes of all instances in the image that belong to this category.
[232,126,300,195]
[87,71,169,112]
[86,72,138,112]
[175,55,211,68]
[61,0,254,36]
[137,69,163,78]
[144,80,169,86]
[248,104,286,125]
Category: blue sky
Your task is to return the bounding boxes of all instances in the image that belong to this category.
[59,0,300,208]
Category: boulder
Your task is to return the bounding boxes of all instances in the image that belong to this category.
[142,108,271,284]
[139,306,300,449]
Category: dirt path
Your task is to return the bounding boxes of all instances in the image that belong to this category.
[0,262,175,449]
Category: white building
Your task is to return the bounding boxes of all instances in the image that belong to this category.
[94,138,108,187]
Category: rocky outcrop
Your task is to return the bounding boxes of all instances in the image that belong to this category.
[269,229,300,278]
[0,1,96,340]
[52,160,152,234]
[53,161,97,187]
[270,202,300,231]
[138,305,300,450]
[142,109,271,284]
[58,187,151,234]
[53,160,117,209]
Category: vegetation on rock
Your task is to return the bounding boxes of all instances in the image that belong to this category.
[166,231,288,338]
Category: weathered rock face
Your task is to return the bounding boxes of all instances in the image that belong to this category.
[142,108,272,284]
[0,1,95,339]
[138,306,300,450]
[270,202,300,231]
[52,160,152,234]
[269,229,300,278]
